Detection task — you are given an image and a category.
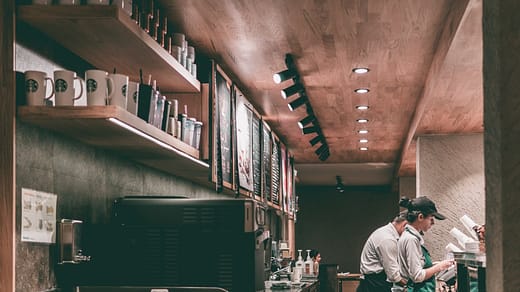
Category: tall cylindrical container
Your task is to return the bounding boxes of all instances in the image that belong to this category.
[193,121,203,150]
[185,117,196,146]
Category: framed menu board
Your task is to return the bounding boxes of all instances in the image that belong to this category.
[288,156,295,215]
[280,143,288,212]
[252,114,262,199]
[261,121,272,201]
[211,64,235,191]
[235,87,254,193]
[271,134,281,206]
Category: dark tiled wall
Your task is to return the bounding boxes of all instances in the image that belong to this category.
[295,185,398,273]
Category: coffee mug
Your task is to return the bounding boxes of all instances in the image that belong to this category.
[107,73,128,109]
[86,0,109,4]
[25,70,54,106]
[126,81,139,114]
[32,0,51,4]
[54,70,84,106]
[58,0,80,4]
[85,69,113,106]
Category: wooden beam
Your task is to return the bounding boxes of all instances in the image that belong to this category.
[392,0,472,191]
[0,0,15,291]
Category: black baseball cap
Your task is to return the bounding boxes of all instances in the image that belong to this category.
[410,196,446,220]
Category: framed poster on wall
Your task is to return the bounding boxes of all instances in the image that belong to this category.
[280,143,288,212]
[235,87,254,193]
[252,113,262,199]
[271,134,281,206]
[211,64,235,191]
[261,121,272,202]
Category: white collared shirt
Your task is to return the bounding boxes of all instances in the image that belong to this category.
[398,225,427,283]
[359,222,403,283]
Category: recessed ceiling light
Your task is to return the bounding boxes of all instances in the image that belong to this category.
[359,139,368,143]
[355,105,369,110]
[354,88,369,94]
[358,129,369,134]
[356,119,369,123]
[360,147,369,151]
[352,67,369,74]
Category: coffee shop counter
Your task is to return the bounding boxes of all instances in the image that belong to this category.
[257,280,319,292]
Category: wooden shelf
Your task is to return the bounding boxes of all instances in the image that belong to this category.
[17,5,200,93]
[17,106,210,184]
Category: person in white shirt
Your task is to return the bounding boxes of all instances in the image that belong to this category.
[357,211,408,292]
[397,196,453,292]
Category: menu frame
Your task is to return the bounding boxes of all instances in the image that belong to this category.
[210,63,235,191]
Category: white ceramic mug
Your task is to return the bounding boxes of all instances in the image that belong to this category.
[86,0,109,4]
[25,70,54,106]
[126,81,139,114]
[32,0,51,4]
[108,73,129,109]
[54,70,83,106]
[58,0,80,5]
[85,69,113,106]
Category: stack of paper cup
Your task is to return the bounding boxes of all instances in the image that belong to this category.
[450,227,477,251]
[460,214,479,240]
[446,242,463,253]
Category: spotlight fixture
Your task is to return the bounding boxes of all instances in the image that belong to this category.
[274,53,330,160]
[336,175,345,192]
[355,105,369,110]
[358,129,369,134]
[360,147,369,151]
[288,95,307,111]
[357,119,369,123]
[309,135,323,146]
[281,83,304,99]
[315,143,328,155]
[302,125,318,135]
[273,68,297,84]
[352,67,369,74]
[354,88,370,94]
[298,114,315,129]
[319,150,330,161]
[359,139,368,143]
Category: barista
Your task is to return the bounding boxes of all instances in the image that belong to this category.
[397,197,454,292]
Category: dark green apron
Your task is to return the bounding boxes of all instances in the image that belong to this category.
[406,229,436,292]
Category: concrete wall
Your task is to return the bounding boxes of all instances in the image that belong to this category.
[294,185,398,273]
[416,134,484,260]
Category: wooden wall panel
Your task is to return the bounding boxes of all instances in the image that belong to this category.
[0,0,15,291]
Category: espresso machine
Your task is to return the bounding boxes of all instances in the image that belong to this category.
[109,196,268,292]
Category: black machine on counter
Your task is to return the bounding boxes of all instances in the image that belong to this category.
[108,196,268,292]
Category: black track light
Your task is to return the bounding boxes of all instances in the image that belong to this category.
[309,135,322,146]
[288,95,307,111]
[302,125,318,135]
[315,143,328,155]
[273,69,297,84]
[319,151,330,161]
[298,114,315,129]
[281,83,304,99]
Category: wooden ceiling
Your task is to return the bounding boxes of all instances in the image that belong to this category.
[158,0,483,187]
